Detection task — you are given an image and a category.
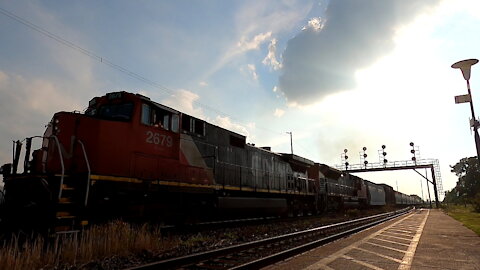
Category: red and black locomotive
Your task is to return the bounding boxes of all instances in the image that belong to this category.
[0,91,421,233]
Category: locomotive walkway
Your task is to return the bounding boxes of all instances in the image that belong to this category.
[264,209,480,270]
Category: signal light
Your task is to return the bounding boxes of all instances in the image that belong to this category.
[410,149,415,154]
[344,149,348,153]
[363,154,367,158]
[384,159,388,163]
[364,160,368,165]
[412,157,416,161]
[381,145,386,149]
[382,152,387,156]
[410,142,414,147]
[345,162,349,166]
[363,147,367,151]
[345,155,348,160]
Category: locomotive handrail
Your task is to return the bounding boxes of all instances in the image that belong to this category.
[51,135,66,199]
[77,140,91,206]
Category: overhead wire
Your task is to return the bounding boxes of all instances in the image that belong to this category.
[0,6,285,138]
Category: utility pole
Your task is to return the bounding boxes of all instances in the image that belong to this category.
[286,132,293,154]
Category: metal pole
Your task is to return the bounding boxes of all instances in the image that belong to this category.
[430,166,440,208]
[467,80,480,164]
[420,168,425,201]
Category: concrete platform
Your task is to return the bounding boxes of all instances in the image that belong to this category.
[264,209,480,270]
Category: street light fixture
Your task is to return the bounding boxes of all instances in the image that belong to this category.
[451,59,480,162]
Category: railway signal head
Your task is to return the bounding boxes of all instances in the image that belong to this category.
[363,147,367,151]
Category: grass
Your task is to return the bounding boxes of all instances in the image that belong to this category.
[0,221,179,270]
[443,204,480,236]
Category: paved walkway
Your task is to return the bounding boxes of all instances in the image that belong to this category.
[410,209,480,270]
[264,209,480,270]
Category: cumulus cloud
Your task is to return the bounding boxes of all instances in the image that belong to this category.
[278,0,440,105]
[262,38,282,70]
[162,89,205,118]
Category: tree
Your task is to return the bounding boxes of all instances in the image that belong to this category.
[447,157,480,210]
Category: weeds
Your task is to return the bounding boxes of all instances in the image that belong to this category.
[0,221,179,270]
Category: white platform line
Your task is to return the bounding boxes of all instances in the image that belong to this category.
[378,233,413,241]
[342,255,385,270]
[372,237,410,247]
[397,209,430,270]
[382,231,414,237]
[364,241,408,254]
[395,226,419,230]
[387,229,416,234]
[304,213,415,270]
[355,247,403,263]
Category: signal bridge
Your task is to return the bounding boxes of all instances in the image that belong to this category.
[335,158,443,209]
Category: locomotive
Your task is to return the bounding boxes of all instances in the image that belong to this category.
[0,91,421,233]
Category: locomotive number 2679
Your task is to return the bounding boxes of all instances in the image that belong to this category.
[146,131,173,147]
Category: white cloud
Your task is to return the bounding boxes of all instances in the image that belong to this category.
[302,17,325,31]
[201,1,313,79]
[212,115,252,137]
[274,108,285,117]
[247,64,259,81]
[199,81,208,87]
[262,38,282,70]
[162,89,205,118]
[0,70,86,164]
[237,32,272,52]
[278,0,441,105]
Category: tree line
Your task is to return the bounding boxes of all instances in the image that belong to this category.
[443,156,480,211]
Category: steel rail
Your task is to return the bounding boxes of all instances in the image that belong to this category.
[232,209,410,270]
[126,208,411,270]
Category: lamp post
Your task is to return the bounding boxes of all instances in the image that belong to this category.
[452,59,480,163]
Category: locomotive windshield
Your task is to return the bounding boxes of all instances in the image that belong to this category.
[96,103,134,121]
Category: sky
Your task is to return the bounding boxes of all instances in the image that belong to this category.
[1,0,480,201]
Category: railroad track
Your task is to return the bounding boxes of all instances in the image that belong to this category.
[127,207,412,270]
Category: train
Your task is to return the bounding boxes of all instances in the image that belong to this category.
[0,91,422,233]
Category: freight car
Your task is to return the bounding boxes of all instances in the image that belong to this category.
[0,91,420,233]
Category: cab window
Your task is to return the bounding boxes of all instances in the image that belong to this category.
[181,114,205,136]
[141,103,179,132]
[97,103,133,121]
